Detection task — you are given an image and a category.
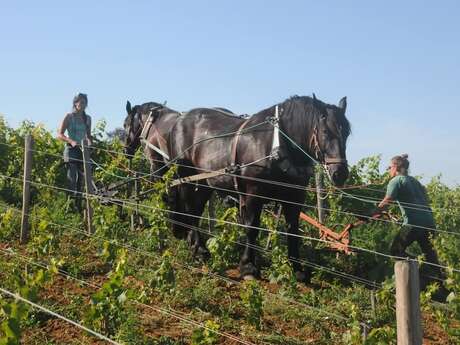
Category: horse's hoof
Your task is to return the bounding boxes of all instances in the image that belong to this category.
[239,262,260,279]
[243,274,256,281]
[171,229,187,239]
[196,246,210,261]
[295,270,311,283]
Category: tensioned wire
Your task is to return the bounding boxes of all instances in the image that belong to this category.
[1,172,457,275]
[0,204,362,322]
[0,243,354,329]
[0,134,427,212]
[0,250,257,345]
[90,142,444,213]
[87,142,457,214]
[2,168,460,279]
[1,198,380,300]
[0,286,121,345]
[0,140,451,215]
[50,157,458,239]
[6,141,441,232]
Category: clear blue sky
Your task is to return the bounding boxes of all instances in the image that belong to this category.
[1,1,459,185]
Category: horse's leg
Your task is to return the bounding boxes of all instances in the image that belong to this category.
[168,185,189,239]
[183,186,212,259]
[167,162,195,239]
[239,194,263,279]
[282,202,312,283]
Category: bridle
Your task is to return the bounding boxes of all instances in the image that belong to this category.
[126,106,162,153]
[309,121,347,166]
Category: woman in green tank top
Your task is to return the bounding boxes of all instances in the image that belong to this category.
[57,93,92,211]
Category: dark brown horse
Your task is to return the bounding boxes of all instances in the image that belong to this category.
[123,102,240,177]
[167,95,350,281]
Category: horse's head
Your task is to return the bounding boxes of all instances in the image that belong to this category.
[311,95,350,187]
[123,101,142,156]
[123,100,164,156]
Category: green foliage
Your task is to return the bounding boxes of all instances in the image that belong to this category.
[100,240,117,265]
[207,207,240,272]
[150,250,176,295]
[191,320,220,345]
[0,263,58,344]
[84,249,128,336]
[342,304,363,345]
[142,165,178,251]
[94,204,128,240]
[267,231,298,297]
[0,208,20,241]
[240,280,264,329]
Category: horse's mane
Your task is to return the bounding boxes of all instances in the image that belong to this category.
[283,95,351,139]
[134,102,178,116]
[187,107,248,120]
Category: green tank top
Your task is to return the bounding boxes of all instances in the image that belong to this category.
[66,113,89,144]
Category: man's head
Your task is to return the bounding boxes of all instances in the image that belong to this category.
[389,154,409,177]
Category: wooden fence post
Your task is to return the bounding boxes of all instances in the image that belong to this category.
[315,168,325,224]
[135,173,142,226]
[370,288,376,319]
[20,135,34,244]
[131,172,139,231]
[395,260,422,345]
[81,139,94,234]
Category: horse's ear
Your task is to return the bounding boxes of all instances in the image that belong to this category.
[312,93,318,107]
[338,97,347,112]
[126,101,132,114]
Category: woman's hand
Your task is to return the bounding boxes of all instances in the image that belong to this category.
[69,139,78,147]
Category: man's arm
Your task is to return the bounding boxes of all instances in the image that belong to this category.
[378,196,393,209]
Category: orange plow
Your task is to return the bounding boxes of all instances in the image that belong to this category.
[299,212,385,255]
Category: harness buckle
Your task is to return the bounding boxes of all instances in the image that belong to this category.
[267,116,279,126]
[226,164,240,174]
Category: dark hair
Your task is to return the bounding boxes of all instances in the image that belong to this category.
[391,154,409,175]
[72,93,88,111]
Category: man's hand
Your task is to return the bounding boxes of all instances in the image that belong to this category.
[69,140,78,147]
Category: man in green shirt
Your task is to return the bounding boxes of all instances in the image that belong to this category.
[377,154,447,298]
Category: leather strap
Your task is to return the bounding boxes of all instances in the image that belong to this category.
[231,119,251,191]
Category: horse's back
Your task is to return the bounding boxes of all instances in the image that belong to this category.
[170,108,245,169]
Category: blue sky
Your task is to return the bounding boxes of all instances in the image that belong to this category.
[1,1,459,185]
